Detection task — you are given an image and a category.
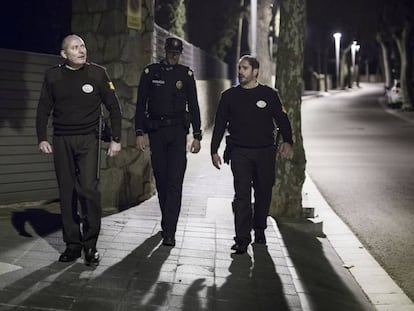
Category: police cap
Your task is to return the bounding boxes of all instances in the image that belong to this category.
[165,37,183,53]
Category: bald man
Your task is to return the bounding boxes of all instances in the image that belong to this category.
[36,34,122,265]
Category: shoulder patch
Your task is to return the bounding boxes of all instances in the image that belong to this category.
[144,68,149,74]
[282,105,287,113]
[188,70,193,76]
[108,81,115,90]
[89,62,106,70]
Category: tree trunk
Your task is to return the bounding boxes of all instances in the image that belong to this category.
[340,44,352,89]
[255,0,275,86]
[394,22,413,110]
[376,33,392,89]
[269,0,306,218]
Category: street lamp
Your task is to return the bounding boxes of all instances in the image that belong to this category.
[333,32,342,89]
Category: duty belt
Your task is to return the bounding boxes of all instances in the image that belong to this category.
[149,115,183,127]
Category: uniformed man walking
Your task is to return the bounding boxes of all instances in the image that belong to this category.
[211,55,293,254]
[36,34,122,265]
[135,37,202,247]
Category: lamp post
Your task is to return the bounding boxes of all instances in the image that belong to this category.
[333,32,342,89]
[250,0,257,57]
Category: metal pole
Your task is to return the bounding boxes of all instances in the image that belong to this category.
[250,0,257,56]
[96,107,103,180]
[333,32,342,89]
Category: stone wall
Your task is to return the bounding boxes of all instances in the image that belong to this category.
[72,0,156,211]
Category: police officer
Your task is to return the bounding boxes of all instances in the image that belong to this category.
[211,55,293,254]
[135,37,202,247]
[36,34,122,265]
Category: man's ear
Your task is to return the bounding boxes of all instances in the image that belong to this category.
[60,49,67,59]
[253,68,259,78]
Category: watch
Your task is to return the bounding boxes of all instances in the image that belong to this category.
[112,136,121,143]
[193,132,202,141]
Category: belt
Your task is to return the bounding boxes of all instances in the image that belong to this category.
[149,115,182,121]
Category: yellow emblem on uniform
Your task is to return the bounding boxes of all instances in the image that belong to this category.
[144,68,149,74]
[282,105,287,113]
[108,81,115,90]
[188,70,193,76]
[176,80,183,89]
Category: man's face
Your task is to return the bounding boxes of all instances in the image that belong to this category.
[61,37,87,68]
[238,59,257,86]
[165,50,181,65]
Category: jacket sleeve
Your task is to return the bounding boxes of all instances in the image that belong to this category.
[135,68,151,135]
[272,91,293,145]
[36,73,54,143]
[186,68,202,136]
[210,91,229,154]
[100,69,122,139]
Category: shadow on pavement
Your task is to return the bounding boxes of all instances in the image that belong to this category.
[11,208,62,237]
[180,244,291,311]
[278,224,375,311]
[0,232,174,310]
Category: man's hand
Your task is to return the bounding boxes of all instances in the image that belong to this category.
[190,139,201,153]
[39,141,53,154]
[108,141,121,157]
[136,136,146,152]
[211,153,222,169]
[277,142,293,160]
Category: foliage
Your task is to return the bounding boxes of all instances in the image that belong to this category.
[186,0,245,60]
[155,0,186,38]
[377,0,414,109]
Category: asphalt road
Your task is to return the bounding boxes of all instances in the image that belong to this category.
[301,83,414,301]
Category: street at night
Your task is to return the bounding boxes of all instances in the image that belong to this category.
[302,83,414,302]
[1,0,414,310]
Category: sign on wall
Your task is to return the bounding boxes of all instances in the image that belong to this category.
[127,0,142,30]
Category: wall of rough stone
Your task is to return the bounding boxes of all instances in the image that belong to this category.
[71,0,156,211]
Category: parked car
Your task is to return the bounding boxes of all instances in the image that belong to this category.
[386,80,402,109]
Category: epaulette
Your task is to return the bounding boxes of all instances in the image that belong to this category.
[88,62,106,70]
[145,62,164,74]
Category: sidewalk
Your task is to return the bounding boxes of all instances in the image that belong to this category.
[1,95,414,310]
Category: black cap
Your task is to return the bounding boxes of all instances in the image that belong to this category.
[165,37,183,53]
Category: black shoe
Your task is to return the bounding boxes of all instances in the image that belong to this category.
[162,237,176,247]
[231,243,247,254]
[59,248,81,262]
[84,248,100,266]
[254,233,266,245]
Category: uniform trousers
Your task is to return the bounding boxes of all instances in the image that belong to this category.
[53,134,101,251]
[148,125,187,237]
[230,145,276,246]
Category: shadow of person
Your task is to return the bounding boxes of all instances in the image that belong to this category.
[0,232,174,310]
[209,253,255,311]
[0,261,90,309]
[70,231,173,310]
[277,224,375,311]
[181,278,208,311]
[11,208,62,237]
[251,243,291,310]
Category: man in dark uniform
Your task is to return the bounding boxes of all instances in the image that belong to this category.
[211,55,293,254]
[36,34,122,265]
[135,37,202,247]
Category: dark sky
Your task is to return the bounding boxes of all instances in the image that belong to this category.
[0,0,383,71]
[0,0,71,54]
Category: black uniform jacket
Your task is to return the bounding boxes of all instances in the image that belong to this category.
[211,83,293,155]
[36,62,122,143]
[135,61,201,135]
